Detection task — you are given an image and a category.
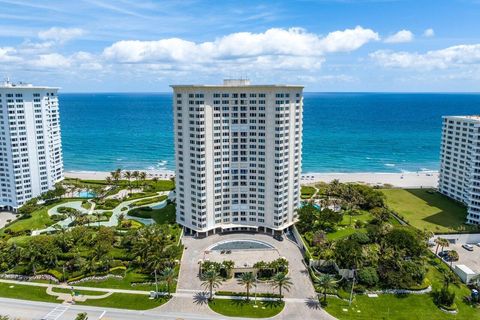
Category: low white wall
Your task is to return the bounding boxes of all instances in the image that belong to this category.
[431,233,480,244]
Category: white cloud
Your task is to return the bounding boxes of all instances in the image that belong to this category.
[30,53,72,68]
[0,47,21,62]
[384,30,414,43]
[103,26,379,69]
[423,28,435,37]
[370,44,480,69]
[38,27,84,43]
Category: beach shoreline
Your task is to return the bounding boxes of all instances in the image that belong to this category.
[65,170,438,188]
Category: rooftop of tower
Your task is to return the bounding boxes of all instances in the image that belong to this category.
[444,115,480,121]
[170,79,303,89]
[0,79,59,90]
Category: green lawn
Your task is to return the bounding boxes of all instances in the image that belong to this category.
[380,188,475,233]
[128,203,176,225]
[131,195,167,207]
[0,199,75,236]
[301,186,316,199]
[0,282,59,303]
[0,282,168,310]
[208,299,284,318]
[325,256,479,320]
[78,292,169,310]
[327,210,372,240]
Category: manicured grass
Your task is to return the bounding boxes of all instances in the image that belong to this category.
[81,201,92,210]
[327,210,372,240]
[128,203,176,225]
[0,282,59,303]
[301,186,316,199]
[124,192,158,201]
[208,299,285,318]
[0,199,75,236]
[78,292,170,310]
[131,195,167,207]
[380,188,475,233]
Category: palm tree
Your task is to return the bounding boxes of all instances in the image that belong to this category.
[139,172,147,188]
[447,250,459,268]
[238,272,256,300]
[132,171,140,187]
[124,171,132,193]
[315,274,336,303]
[270,272,292,300]
[435,238,449,255]
[201,269,223,300]
[161,267,176,294]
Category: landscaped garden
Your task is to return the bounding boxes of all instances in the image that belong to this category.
[297,180,480,318]
[0,170,181,310]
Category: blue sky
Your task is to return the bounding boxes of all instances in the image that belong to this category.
[1,0,480,92]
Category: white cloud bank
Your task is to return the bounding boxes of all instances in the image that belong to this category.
[384,30,414,43]
[370,44,480,69]
[103,26,379,68]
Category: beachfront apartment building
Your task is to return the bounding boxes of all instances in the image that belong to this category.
[0,80,64,211]
[171,79,303,236]
[439,115,480,224]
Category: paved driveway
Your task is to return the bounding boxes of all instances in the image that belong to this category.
[175,233,335,319]
[178,233,316,299]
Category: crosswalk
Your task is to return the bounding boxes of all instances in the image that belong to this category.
[41,304,70,320]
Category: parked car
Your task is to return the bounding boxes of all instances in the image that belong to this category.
[476,243,480,247]
[462,244,474,251]
[439,250,450,258]
[273,234,284,241]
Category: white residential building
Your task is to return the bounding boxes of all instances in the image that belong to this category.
[439,115,480,224]
[0,80,64,211]
[171,79,303,236]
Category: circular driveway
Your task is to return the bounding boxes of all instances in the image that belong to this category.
[177,232,316,299]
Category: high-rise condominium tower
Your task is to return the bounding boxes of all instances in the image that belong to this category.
[0,80,64,211]
[172,79,303,236]
[439,115,480,224]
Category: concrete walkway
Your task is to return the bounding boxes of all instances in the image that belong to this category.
[46,285,112,302]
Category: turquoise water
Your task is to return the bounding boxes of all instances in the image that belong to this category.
[78,191,96,198]
[210,240,274,251]
[59,93,480,173]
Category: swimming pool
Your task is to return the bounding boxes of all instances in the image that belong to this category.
[209,240,274,251]
[78,191,96,198]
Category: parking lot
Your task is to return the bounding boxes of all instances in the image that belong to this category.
[433,242,480,274]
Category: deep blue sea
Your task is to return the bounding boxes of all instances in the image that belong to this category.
[59,93,480,173]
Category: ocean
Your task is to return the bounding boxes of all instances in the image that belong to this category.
[59,93,480,173]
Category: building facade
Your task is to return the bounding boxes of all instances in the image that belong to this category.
[439,115,480,224]
[0,81,64,210]
[172,80,303,236]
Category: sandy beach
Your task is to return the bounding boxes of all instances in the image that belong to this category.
[301,171,438,188]
[65,170,175,180]
[65,170,438,188]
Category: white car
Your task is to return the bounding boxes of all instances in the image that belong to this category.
[462,244,474,251]
[477,243,480,247]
